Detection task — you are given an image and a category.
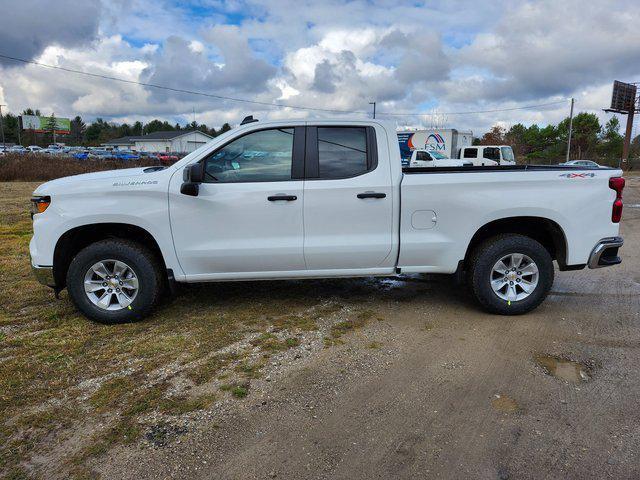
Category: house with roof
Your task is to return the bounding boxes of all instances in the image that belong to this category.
[102,130,213,153]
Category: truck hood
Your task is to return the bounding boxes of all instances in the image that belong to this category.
[33,167,165,195]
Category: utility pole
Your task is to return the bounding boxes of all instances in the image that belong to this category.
[565,98,574,162]
[0,104,6,150]
[369,102,376,119]
[192,107,196,155]
[621,99,635,166]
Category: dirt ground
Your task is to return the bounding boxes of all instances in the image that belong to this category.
[2,178,639,480]
[87,176,640,479]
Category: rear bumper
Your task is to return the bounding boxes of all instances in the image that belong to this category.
[588,236,623,269]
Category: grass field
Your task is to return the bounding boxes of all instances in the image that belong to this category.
[0,182,373,479]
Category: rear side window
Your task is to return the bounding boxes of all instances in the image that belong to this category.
[463,148,477,158]
[317,127,368,179]
[483,147,500,161]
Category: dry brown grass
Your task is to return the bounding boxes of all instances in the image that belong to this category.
[0,181,375,479]
[0,153,163,182]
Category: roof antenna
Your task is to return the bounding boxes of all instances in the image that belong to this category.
[241,115,259,125]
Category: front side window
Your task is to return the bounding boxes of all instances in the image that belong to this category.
[463,148,477,158]
[203,128,294,183]
[501,147,515,162]
[317,127,368,178]
[483,147,500,161]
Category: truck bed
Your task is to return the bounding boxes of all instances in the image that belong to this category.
[402,164,617,174]
[397,164,622,273]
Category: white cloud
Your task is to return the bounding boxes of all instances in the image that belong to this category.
[0,0,638,134]
[0,0,101,66]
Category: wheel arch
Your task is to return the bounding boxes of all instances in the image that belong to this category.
[53,223,167,289]
[463,216,570,270]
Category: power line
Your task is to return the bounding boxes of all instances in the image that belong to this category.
[0,53,368,115]
[375,100,568,116]
[0,52,568,117]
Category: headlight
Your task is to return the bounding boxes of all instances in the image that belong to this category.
[30,196,51,217]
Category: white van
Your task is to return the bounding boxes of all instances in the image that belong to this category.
[458,145,516,166]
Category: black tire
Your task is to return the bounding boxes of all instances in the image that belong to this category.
[67,239,163,324]
[467,234,554,315]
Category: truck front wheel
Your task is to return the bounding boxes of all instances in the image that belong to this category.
[66,239,162,324]
[468,234,554,315]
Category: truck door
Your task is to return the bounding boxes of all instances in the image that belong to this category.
[482,147,501,165]
[169,126,306,278]
[302,125,394,271]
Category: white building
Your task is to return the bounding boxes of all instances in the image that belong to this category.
[102,130,213,153]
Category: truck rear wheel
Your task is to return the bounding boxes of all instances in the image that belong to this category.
[66,239,162,324]
[468,234,554,315]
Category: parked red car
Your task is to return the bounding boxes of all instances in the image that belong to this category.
[156,153,179,164]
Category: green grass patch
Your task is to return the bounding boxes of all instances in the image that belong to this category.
[89,376,139,412]
[250,333,301,352]
[159,394,217,415]
[220,383,249,398]
[324,309,375,346]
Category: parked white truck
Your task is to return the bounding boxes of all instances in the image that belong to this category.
[408,149,473,168]
[30,119,625,324]
[459,145,516,166]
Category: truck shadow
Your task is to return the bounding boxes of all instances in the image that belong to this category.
[166,273,475,313]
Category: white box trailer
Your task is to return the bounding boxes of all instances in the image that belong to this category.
[397,129,473,165]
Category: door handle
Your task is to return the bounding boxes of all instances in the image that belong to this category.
[357,192,386,199]
[268,194,297,201]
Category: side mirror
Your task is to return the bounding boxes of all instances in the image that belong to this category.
[183,163,204,183]
[181,163,204,196]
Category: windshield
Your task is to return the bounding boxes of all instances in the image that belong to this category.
[500,147,515,162]
[430,151,447,160]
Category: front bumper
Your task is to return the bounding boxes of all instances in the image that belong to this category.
[31,262,56,288]
[588,236,624,269]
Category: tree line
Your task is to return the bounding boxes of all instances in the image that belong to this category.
[2,108,638,166]
[476,112,639,166]
[0,108,232,147]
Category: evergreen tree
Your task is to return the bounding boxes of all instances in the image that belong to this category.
[70,116,86,145]
[132,121,143,136]
[44,113,58,144]
[1,113,20,144]
[21,108,41,116]
[558,112,601,160]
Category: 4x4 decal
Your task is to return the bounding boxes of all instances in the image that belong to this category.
[559,172,596,178]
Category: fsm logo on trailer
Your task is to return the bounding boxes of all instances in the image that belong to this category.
[397,129,472,165]
[407,132,447,152]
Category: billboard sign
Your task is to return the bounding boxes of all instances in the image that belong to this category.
[20,115,71,134]
[610,81,637,113]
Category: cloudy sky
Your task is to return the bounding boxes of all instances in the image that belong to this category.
[0,0,638,134]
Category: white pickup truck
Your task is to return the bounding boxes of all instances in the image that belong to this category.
[459,145,516,166]
[30,119,625,324]
[409,149,473,168]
